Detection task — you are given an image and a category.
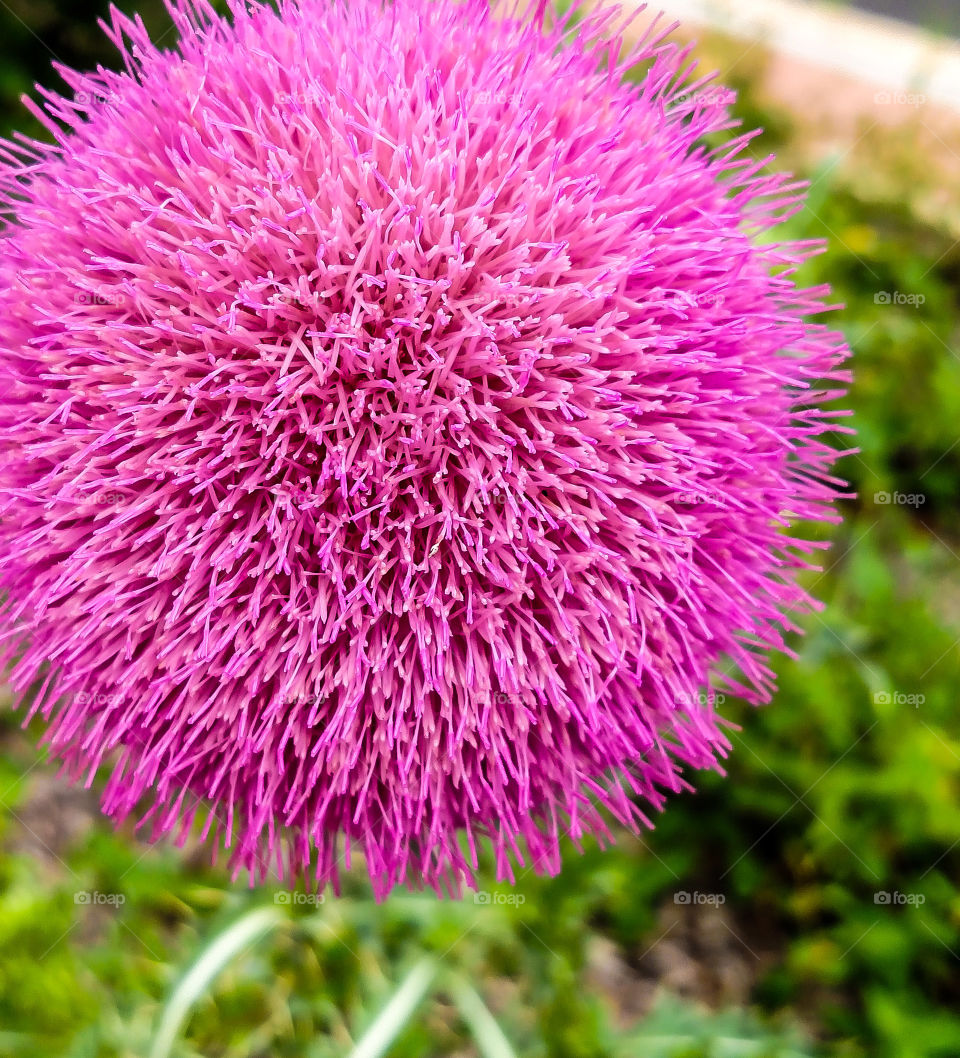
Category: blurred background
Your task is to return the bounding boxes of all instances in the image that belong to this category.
[0,0,958,1056]
[859,0,960,34]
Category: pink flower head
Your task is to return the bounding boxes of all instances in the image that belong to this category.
[0,0,851,897]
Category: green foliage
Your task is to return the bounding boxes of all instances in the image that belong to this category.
[0,3,958,1056]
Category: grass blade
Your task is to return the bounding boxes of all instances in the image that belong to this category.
[448,976,517,1058]
[149,905,285,1058]
[346,957,438,1058]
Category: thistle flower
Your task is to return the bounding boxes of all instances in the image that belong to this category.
[0,0,850,898]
